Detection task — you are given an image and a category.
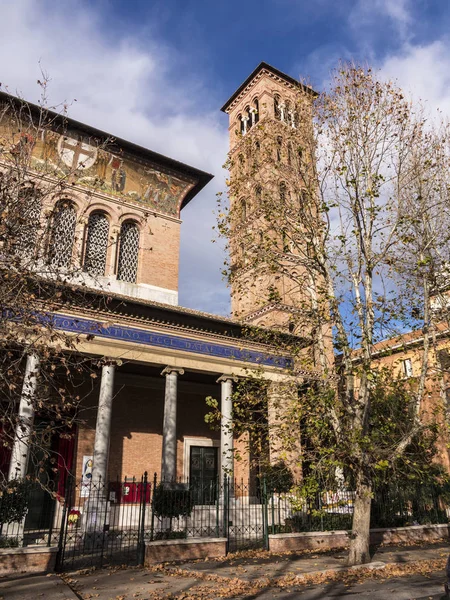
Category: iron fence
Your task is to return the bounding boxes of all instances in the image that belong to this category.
[1,475,450,571]
[0,480,63,548]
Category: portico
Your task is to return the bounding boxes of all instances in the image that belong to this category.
[5,296,299,490]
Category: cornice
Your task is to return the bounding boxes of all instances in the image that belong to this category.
[224,69,301,115]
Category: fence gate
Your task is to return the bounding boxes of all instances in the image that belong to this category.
[56,474,149,571]
[223,476,268,552]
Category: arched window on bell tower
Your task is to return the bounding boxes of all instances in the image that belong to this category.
[240,198,247,222]
[84,211,110,276]
[48,199,77,268]
[274,95,281,121]
[253,98,259,124]
[245,106,251,132]
[238,114,244,135]
[277,137,283,162]
[117,220,140,283]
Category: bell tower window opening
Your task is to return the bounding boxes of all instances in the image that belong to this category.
[253,98,259,124]
[240,198,247,221]
[245,106,252,132]
[238,114,244,135]
[117,220,140,283]
[274,95,281,121]
[48,199,77,268]
[277,137,283,162]
[84,211,110,276]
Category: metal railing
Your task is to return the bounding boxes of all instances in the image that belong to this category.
[0,480,64,548]
[1,475,449,570]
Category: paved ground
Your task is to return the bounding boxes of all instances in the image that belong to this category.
[1,542,449,599]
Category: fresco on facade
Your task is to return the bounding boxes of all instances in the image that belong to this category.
[0,123,192,217]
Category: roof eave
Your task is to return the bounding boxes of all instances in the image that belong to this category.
[0,90,213,209]
[220,61,318,114]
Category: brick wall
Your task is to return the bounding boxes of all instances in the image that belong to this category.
[73,378,228,482]
[145,538,226,564]
[0,547,57,576]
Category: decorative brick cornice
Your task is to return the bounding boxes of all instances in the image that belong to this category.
[223,68,305,115]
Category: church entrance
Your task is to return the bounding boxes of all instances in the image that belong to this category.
[189,446,218,505]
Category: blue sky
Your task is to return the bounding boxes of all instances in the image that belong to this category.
[1,0,450,315]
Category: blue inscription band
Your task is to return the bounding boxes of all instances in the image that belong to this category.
[50,313,292,368]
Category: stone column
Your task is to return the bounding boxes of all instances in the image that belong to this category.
[91,364,116,486]
[161,367,184,482]
[8,353,40,480]
[217,376,235,484]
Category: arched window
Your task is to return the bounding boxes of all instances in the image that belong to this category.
[280,182,287,202]
[255,186,262,203]
[48,200,77,268]
[117,220,140,283]
[274,95,281,120]
[14,187,41,258]
[240,198,247,221]
[287,143,292,166]
[245,106,251,131]
[285,100,291,126]
[277,137,283,162]
[254,98,259,124]
[238,114,244,135]
[84,211,109,276]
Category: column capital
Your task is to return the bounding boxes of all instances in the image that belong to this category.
[217,374,238,384]
[100,359,121,367]
[161,366,184,377]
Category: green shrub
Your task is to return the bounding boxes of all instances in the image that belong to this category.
[152,484,193,519]
[0,479,30,525]
[0,536,20,548]
[260,462,294,494]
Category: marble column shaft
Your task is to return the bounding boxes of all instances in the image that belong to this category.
[8,353,40,480]
[161,367,184,482]
[218,376,234,482]
[91,364,115,486]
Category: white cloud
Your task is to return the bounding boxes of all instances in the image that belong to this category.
[349,0,413,46]
[379,40,450,117]
[0,0,230,314]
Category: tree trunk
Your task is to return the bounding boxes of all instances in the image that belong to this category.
[348,470,372,566]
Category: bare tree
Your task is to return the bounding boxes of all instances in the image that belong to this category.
[217,64,450,565]
[0,80,110,492]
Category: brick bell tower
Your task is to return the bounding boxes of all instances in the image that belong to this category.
[221,62,317,334]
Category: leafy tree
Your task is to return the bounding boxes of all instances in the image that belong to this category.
[215,63,450,565]
[0,79,109,491]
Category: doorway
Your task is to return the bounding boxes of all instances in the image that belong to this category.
[189,445,218,504]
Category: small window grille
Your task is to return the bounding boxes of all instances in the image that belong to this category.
[14,189,41,258]
[48,200,77,268]
[117,221,139,283]
[84,212,109,276]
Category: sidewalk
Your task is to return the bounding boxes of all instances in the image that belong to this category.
[0,541,448,600]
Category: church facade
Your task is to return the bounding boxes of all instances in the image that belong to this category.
[2,64,320,502]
